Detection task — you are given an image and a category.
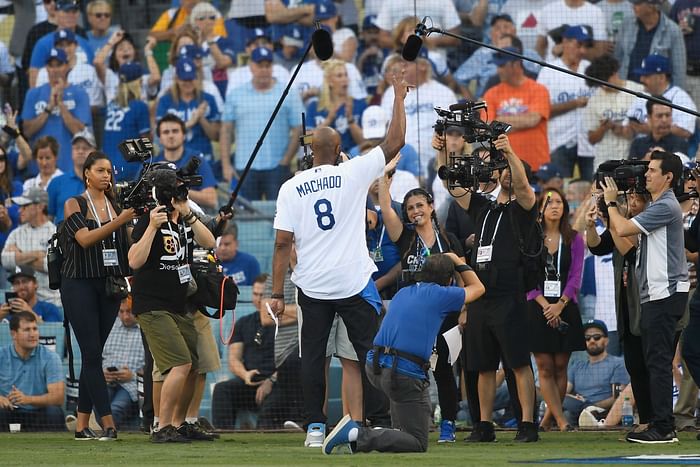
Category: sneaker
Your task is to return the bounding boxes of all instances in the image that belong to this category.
[514,421,539,442]
[192,421,220,439]
[304,422,326,448]
[626,425,678,444]
[197,417,216,432]
[75,428,99,441]
[465,421,496,443]
[99,427,118,441]
[284,420,304,432]
[438,420,456,443]
[151,425,191,443]
[322,414,358,455]
[65,414,77,433]
[177,422,216,441]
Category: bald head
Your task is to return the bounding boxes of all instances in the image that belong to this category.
[311,127,341,166]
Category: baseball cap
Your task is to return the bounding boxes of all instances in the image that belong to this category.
[176,57,197,80]
[11,188,49,206]
[490,46,521,66]
[178,44,204,60]
[54,29,76,44]
[583,319,609,337]
[281,24,305,48]
[72,128,97,148]
[363,15,379,31]
[562,25,592,43]
[245,26,271,45]
[119,62,143,82]
[8,265,37,283]
[628,0,663,5]
[250,47,273,63]
[56,0,79,11]
[46,47,68,65]
[490,13,514,27]
[315,0,337,20]
[536,163,563,182]
[361,106,387,140]
[635,54,670,76]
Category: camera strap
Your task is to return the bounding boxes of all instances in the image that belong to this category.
[543,235,562,298]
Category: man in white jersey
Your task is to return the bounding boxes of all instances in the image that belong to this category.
[270,74,408,448]
[601,150,689,444]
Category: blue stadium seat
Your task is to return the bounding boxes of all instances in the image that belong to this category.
[237,285,252,303]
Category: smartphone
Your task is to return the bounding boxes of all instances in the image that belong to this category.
[5,291,17,304]
[107,366,119,372]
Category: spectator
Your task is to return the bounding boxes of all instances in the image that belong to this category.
[28,0,94,88]
[46,129,96,223]
[220,47,302,196]
[670,0,700,108]
[21,48,91,174]
[615,0,687,89]
[94,30,160,104]
[626,54,697,140]
[536,0,608,60]
[483,47,551,171]
[22,136,63,192]
[4,105,34,184]
[0,311,65,431]
[156,57,221,167]
[262,0,315,28]
[374,2,461,50]
[315,0,357,63]
[381,54,455,177]
[535,164,565,192]
[0,266,61,323]
[102,297,145,430]
[274,23,307,71]
[598,0,635,44]
[307,59,366,152]
[18,0,61,105]
[584,55,643,171]
[297,44,367,106]
[211,276,278,429]
[216,223,261,286]
[149,0,227,46]
[2,188,59,306]
[85,0,120,56]
[629,99,690,159]
[103,63,151,183]
[355,15,388,97]
[152,114,217,210]
[366,180,402,300]
[536,25,593,179]
[564,319,630,426]
[189,2,235,97]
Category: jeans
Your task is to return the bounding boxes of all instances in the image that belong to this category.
[550,145,594,181]
[107,385,140,429]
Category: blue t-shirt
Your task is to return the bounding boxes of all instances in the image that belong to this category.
[21,84,92,173]
[86,27,119,58]
[0,343,63,409]
[156,91,221,164]
[29,33,94,69]
[306,98,366,152]
[103,100,151,182]
[367,206,401,279]
[568,354,630,403]
[34,301,63,322]
[47,171,84,223]
[223,80,303,171]
[151,151,217,189]
[368,282,465,379]
[221,251,261,286]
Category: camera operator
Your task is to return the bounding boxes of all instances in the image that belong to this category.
[153,114,218,210]
[440,133,539,443]
[600,150,689,444]
[128,168,216,443]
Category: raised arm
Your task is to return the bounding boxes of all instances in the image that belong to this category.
[378,156,404,243]
[493,134,535,210]
[378,73,408,163]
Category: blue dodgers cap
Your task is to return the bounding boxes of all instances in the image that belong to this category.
[490,46,521,66]
[250,46,273,63]
[315,0,337,20]
[245,26,271,45]
[635,54,670,76]
[119,62,144,82]
[56,0,79,11]
[178,44,204,60]
[536,163,564,182]
[54,28,76,44]
[175,57,197,80]
[583,319,609,337]
[363,14,379,30]
[562,25,592,43]
[46,47,68,65]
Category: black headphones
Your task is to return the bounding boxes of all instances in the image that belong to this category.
[401,188,434,223]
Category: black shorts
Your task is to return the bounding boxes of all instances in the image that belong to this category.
[465,294,530,371]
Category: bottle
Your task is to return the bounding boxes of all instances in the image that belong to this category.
[621,397,634,427]
[538,401,547,424]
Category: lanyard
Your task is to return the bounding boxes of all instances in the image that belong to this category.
[85,191,115,245]
[478,210,503,247]
[376,225,385,249]
[546,235,563,281]
[417,229,443,257]
[166,219,188,265]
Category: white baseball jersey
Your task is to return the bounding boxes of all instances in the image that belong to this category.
[274,146,385,299]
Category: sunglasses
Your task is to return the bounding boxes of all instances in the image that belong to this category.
[196,15,216,21]
[584,334,604,342]
[93,12,111,18]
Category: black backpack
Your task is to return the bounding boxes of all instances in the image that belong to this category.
[47,196,88,290]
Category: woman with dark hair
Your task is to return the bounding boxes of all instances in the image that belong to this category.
[60,151,136,440]
[378,154,466,443]
[527,187,585,431]
[0,144,24,260]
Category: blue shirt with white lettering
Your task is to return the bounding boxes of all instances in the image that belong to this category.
[306,98,367,152]
[221,251,261,286]
[103,100,151,182]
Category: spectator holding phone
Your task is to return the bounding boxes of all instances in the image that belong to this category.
[0,266,61,323]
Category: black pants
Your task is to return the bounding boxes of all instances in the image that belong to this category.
[640,292,687,433]
[211,379,260,429]
[682,289,700,413]
[620,289,652,424]
[297,289,377,427]
[61,277,120,418]
[0,406,65,431]
[140,328,154,428]
[434,313,459,421]
[255,350,305,429]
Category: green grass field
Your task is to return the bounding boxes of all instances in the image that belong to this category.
[1,430,699,466]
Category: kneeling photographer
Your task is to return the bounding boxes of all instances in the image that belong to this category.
[128,162,216,443]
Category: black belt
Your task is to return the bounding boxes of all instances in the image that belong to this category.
[372,345,430,377]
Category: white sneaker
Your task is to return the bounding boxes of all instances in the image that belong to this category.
[304,423,326,448]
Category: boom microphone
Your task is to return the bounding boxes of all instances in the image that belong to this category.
[311,24,333,61]
[402,17,429,61]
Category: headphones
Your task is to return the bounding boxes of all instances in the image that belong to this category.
[401,188,434,224]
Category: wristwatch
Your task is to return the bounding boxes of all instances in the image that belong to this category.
[606,201,617,208]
